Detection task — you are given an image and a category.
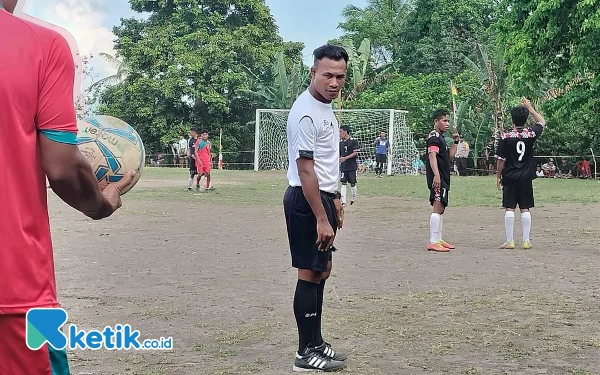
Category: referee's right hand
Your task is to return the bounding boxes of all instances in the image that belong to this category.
[316,218,335,251]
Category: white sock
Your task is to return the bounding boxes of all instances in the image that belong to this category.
[522,212,531,241]
[188,177,194,188]
[504,211,515,242]
[429,213,441,243]
[351,185,357,201]
[439,214,444,241]
[340,185,347,204]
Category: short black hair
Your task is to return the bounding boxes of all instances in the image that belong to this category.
[340,125,351,134]
[190,128,199,134]
[199,129,208,134]
[313,44,349,64]
[511,105,529,128]
[432,109,449,121]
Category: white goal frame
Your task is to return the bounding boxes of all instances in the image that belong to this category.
[254,108,419,176]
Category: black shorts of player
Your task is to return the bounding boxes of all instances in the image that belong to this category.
[283,186,338,272]
[376,154,387,164]
[429,182,449,207]
[189,157,197,177]
[502,180,534,209]
[340,170,357,184]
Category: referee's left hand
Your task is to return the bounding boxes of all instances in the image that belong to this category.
[334,198,344,229]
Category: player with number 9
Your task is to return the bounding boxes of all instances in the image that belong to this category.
[495,97,546,249]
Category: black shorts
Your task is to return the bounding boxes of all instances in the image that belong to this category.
[340,170,357,184]
[283,186,337,272]
[502,180,534,209]
[429,183,449,207]
[376,154,387,164]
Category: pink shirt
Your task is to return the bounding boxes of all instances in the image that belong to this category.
[0,9,78,313]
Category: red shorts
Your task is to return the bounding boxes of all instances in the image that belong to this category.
[196,162,211,174]
[0,315,71,375]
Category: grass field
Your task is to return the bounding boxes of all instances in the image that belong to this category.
[47,168,600,375]
[126,168,600,206]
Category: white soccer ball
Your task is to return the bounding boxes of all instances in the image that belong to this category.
[76,115,145,195]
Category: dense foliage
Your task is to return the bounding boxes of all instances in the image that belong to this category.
[94,0,599,160]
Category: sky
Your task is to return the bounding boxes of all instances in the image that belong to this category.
[18,0,368,93]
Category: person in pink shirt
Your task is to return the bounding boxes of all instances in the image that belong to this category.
[0,1,135,374]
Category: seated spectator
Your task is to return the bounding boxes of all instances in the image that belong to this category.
[412,158,426,175]
[535,165,545,178]
[542,158,557,178]
[558,158,573,178]
[575,158,592,179]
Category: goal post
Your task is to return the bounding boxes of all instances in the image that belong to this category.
[254,108,420,175]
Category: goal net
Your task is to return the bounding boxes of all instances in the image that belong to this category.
[254,109,420,175]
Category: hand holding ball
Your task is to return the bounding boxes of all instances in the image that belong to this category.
[76,115,145,195]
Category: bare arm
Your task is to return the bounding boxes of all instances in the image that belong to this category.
[428,151,440,178]
[342,150,359,162]
[37,33,128,220]
[41,136,114,220]
[496,159,505,188]
[297,158,328,222]
[522,97,545,126]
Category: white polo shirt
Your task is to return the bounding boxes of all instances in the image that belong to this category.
[286,89,340,194]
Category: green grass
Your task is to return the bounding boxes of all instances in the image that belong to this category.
[126,167,600,207]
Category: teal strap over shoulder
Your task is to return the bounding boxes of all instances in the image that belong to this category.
[40,130,78,145]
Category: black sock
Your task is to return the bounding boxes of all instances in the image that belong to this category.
[314,278,326,346]
[294,279,319,353]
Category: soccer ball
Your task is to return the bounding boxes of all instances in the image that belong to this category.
[76,115,145,195]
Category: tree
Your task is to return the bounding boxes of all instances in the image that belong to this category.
[89,53,131,90]
[239,50,309,109]
[497,0,600,155]
[98,0,287,155]
[461,41,512,136]
[396,0,498,76]
[339,0,413,65]
[75,54,101,120]
[347,71,481,147]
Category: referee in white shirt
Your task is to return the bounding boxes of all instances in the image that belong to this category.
[284,44,348,372]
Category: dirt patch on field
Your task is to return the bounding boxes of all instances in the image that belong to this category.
[47,192,600,375]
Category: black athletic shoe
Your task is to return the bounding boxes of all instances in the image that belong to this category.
[293,347,346,372]
[314,342,347,361]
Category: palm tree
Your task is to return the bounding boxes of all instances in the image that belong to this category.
[89,53,131,90]
[340,0,413,65]
[461,42,511,136]
[239,51,310,109]
[337,37,397,107]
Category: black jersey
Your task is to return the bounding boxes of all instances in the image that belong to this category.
[495,123,544,185]
[425,130,451,188]
[340,138,360,172]
[188,137,196,156]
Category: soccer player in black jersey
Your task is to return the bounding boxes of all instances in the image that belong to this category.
[425,109,459,252]
[187,128,198,191]
[339,125,360,205]
[495,97,546,249]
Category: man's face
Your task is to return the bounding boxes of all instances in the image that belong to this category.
[190,131,197,138]
[339,129,348,139]
[200,132,208,141]
[311,58,347,102]
[380,132,386,139]
[435,115,450,132]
